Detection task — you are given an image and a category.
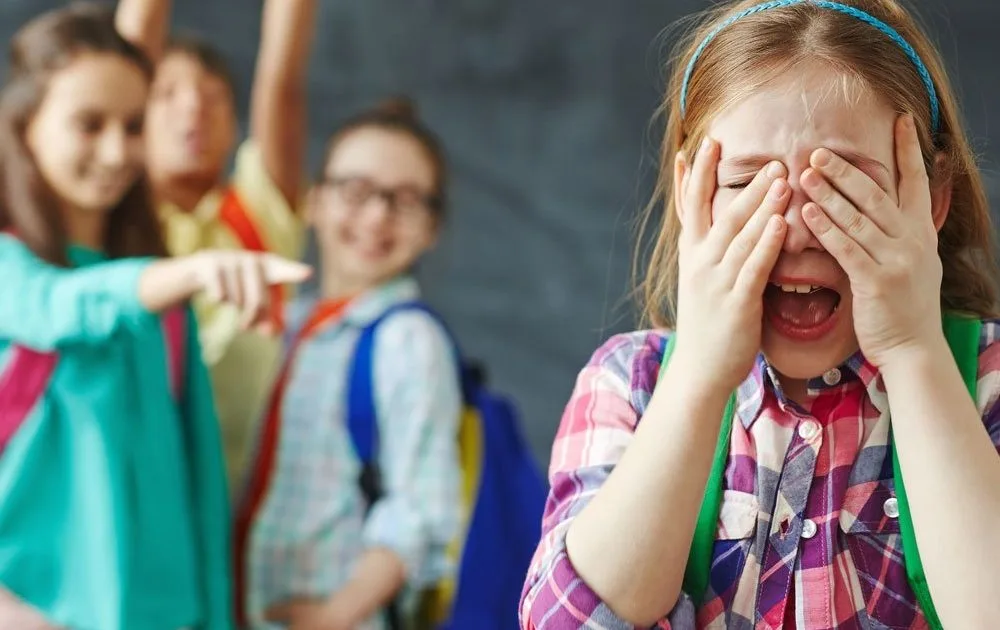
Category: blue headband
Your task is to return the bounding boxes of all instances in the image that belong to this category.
[679,0,940,132]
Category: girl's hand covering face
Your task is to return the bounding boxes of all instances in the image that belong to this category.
[800,113,944,368]
[672,136,791,393]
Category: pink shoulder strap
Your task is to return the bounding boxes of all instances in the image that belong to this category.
[0,347,57,454]
[163,308,187,401]
[0,230,58,453]
[0,309,187,455]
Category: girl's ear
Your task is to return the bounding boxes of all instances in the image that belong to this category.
[929,152,952,232]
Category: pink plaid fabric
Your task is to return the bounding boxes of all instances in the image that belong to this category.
[521,321,1000,629]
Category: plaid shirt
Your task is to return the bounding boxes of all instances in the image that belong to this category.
[521,321,1000,629]
[244,277,462,630]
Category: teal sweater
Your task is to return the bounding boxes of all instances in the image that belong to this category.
[0,235,233,630]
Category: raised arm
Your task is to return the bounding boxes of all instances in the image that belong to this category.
[114,0,172,64]
[250,0,317,208]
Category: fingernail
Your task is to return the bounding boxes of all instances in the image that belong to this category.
[813,148,832,167]
[769,179,788,200]
[701,137,711,152]
[802,168,821,187]
[904,113,915,130]
[766,161,785,178]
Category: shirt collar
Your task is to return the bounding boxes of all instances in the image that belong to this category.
[158,188,224,224]
[736,350,887,429]
[288,276,422,335]
[67,244,107,267]
[342,275,422,326]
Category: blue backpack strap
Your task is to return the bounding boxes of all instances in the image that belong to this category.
[346,300,446,468]
[347,320,380,468]
[345,300,446,630]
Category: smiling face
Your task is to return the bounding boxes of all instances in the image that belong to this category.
[708,65,899,380]
[310,126,440,292]
[25,52,149,221]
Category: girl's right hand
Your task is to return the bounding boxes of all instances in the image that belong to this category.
[671,137,791,394]
[186,250,312,331]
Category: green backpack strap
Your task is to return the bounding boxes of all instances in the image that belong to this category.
[661,314,981,621]
[658,334,737,603]
[892,313,980,629]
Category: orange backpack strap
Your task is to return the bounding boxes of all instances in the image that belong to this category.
[218,188,268,252]
[232,324,309,624]
[218,188,285,331]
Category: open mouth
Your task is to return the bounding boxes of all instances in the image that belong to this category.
[764,282,842,341]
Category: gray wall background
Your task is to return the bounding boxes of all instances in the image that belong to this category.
[1,1,996,467]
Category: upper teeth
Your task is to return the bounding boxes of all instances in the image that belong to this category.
[777,283,820,294]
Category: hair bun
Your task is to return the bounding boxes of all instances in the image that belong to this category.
[373,96,417,120]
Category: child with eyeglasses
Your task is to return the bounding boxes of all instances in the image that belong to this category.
[233,98,462,630]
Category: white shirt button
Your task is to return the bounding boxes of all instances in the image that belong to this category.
[801,519,818,539]
[883,497,900,519]
[822,368,842,386]
[798,420,821,441]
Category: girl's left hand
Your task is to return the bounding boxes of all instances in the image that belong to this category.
[800,113,944,368]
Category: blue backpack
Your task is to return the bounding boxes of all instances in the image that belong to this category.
[346,301,547,629]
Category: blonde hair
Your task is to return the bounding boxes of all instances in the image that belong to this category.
[637,0,999,328]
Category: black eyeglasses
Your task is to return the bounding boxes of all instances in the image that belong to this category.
[318,175,441,218]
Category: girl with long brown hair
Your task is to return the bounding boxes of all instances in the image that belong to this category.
[0,4,308,629]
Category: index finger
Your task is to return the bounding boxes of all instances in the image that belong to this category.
[807,148,897,237]
[705,161,787,258]
[262,255,313,285]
